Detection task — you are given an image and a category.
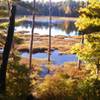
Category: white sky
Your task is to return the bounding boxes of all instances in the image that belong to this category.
[23,0,85,2]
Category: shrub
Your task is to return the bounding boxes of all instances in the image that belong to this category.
[35,66,100,100]
[0,63,32,100]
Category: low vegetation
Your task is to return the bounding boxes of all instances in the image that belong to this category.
[35,64,100,100]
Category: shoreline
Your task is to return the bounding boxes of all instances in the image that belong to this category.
[24,16,77,22]
[0,16,77,23]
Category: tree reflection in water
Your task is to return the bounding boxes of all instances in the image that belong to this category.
[16,20,78,36]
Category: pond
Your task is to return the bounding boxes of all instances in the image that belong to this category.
[1,18,79,77]
[20,50,78,77]
[15,19,79,36]
[16,18,79,77]
[21,50,78,65]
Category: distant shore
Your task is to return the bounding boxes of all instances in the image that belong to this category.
[0,16,77,22]
[25,16,77,21]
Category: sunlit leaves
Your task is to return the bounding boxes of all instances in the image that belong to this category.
[79,1,100,17]
[72,33,100,65]
[75,0,100,34]
[74,0,100,67]
[76,17,100,33]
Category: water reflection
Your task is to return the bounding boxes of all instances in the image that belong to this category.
[57,21,77,34]
[15,20,78,36]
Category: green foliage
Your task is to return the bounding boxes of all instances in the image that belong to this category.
[77,78,100,100]
[0,17,27,29]
[75,0,100,34]
[70,1,100,98]
[71,33,100,65]
[73,0,100,70]
[0,62,32,100]
[6,64,30,100]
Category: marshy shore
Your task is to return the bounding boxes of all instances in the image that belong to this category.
[17,33,81,54]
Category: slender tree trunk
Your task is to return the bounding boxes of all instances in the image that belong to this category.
[48,0,52,62]
[96,59,100,78]
[29,0,36,69]
[81,34,84,44]
[7,0,11,16]
[7,0,15,16]
[77,33,84,69]
[77,60,81,69]
[7,0,15,61]
[0,5,16,94]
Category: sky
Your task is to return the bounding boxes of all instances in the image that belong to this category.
[23,0,85,3]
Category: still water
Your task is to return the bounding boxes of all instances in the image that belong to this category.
[17,19,78,64]
[20,50,78,77]
[15,19,78,36]
[21,50,78,65]
[16,19,78,76]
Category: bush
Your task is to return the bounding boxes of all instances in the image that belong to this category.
[35,68,100,100]
[0,63,32,100]
[36,74,79,100]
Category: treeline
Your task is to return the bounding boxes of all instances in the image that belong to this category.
[16,0,86,17]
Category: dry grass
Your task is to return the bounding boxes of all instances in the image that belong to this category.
[53,62,87,79]
[20,58,48,66]
[17,33,81,54]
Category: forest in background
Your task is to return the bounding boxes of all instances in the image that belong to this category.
[0,0,86,17]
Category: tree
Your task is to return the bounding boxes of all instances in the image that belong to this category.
[48,0,52,62]
[75,0,100,34]
[29,0,36,69]
[73,0,100,75]
[0,5,16,94]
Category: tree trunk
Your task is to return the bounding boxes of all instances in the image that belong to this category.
[77,60,81,70]
[7,0,11,16]
[29,0,36,69]
[48,0,52,62]
[77,33,84,69]
[96,59,100,78]
[0,5,16,94]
